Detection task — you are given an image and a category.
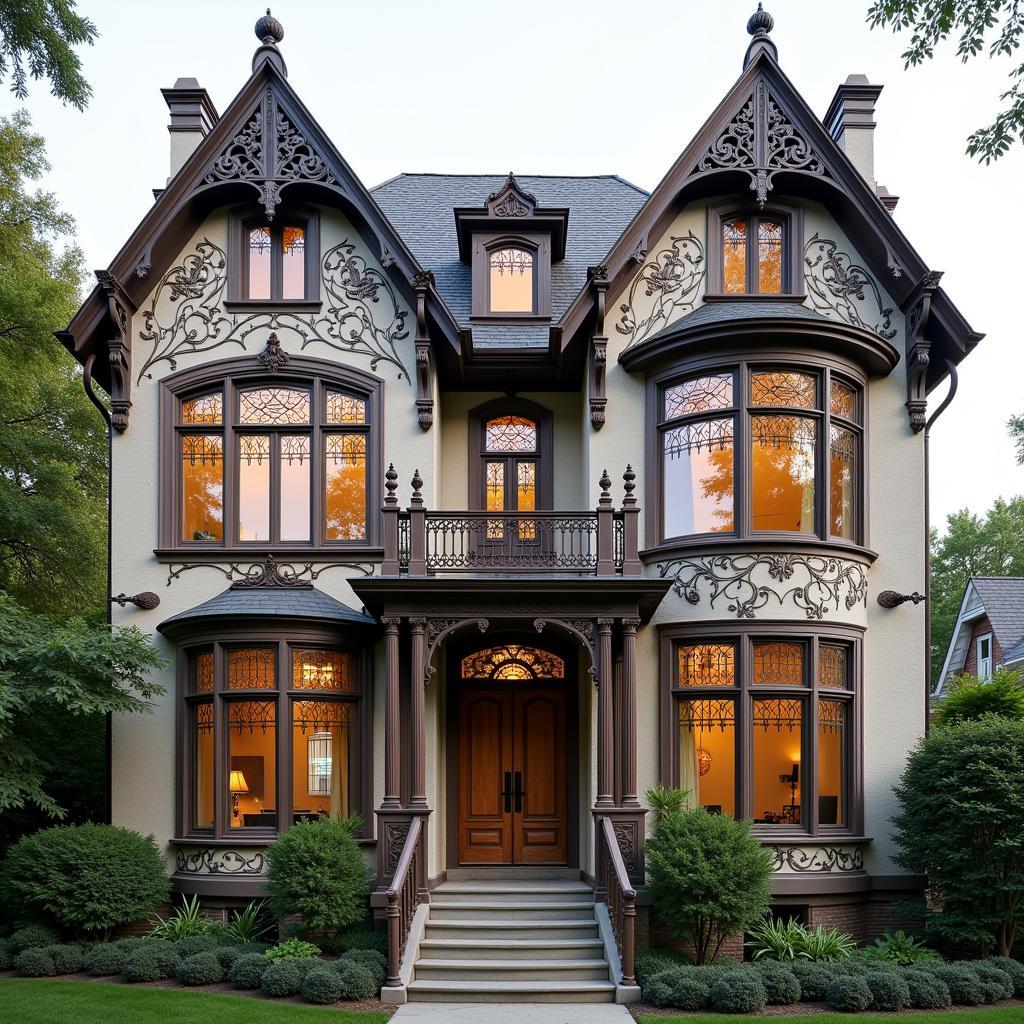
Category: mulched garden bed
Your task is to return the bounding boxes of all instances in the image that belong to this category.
[630,998,1024,1017]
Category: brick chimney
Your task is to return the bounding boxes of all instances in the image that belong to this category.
[160,78,219,183]
[824,75,883,189]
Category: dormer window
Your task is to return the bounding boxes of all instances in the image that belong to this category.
[707,201,802,298]
[228,205,320,307]
[488,245,535,314]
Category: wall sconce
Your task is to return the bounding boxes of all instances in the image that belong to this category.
[110,591,160,610]
[877,590,925,608]
[229,770,249,824]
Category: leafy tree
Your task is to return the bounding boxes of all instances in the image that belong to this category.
[930,497,1024,683]
[934,668,1024,726]
[893,715,1024,956]
[868,1,1024,162]
[1009,413,1024,465]
[0,0,95,109]
[0,594,165,817]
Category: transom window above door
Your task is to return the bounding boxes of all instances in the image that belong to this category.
[162,358,381,552]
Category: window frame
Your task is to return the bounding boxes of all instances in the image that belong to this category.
[226,204,321,309]
[177,627,373,843]
[159,355,383,556]
[645,352,868,556]
[471,232,552,320]
[977,632,994,681]
[658,622,863,839]
[705,200,804,298]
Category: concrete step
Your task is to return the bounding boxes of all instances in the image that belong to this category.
[429,900,595,921]
[414,958,611,982]
[406,980,617,1004]
[444,867,582,882]
[423,919,600,941]
[418,937,606,961]
[432,881,593,902]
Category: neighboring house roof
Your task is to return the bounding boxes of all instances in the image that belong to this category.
[370,174,648,327]
[934,576,1024,694]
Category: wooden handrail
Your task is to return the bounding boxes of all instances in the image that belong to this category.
[598,815,637,987]
[384,816,423,988]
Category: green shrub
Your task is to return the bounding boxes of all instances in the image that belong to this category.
[645,806,772,964]
[173,934,219,958]
[934,669,1024,727]
[865,971,910,1010]
[988,956,1024,997]
[123,944,179,982]
[43,943,83,974]
[928,963,985,1004]
[9,924,59,951]
[260,959,302,997]
[903,968,953,1009]
[83,942,128,976]
[0,938,11,970]
[967,960,1015,1001]
[893,716,1024,955]
[1,825,169,939]
[331,927,387,954]
[339,948,386,989]
[234,941,272,956]
[301,965,345,1005]
[789,960,831,1000]
[865,929,939,965]
[212,944,242,970]
[708,971,767,1013]
[265,818,372,934]
[148,894,220,941]
[825,974,873,1011]
[645,967,710,1009]
[752,963,801,1004]
[333,958,377,1000]
[635,948,690,988]
[746,918,855,962]
[800,925,857,962]
[228,952,270,989]
[267,937,321,961]
[292,956,322,980]
[175,951,224,986]
[646,784,687,823]
[13,947,55,977]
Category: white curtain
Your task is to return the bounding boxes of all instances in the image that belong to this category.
[679,725,701,808]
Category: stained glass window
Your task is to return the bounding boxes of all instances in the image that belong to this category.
[238,435,271,541]
[679,698,736,815]
[677,643,735,687]
[489,247,534,313]
[193,651,215,694]
[751,371,817,409]
[720,214,785,294]
[239,387,310,425]
[757,219,783,293]
[722,219,747,294]
[281,225,305,300]
[485,415,537,452]
[753,642,805,686]
[248,226,272,300]
[819,646,848,689]
[228,700,277,830]
[181,435,223,542]
[664,374,734,419]
[817,698,846,825]
[751,415,816,534]
[460,645,566,680]
[292,649,354,691]
[326,392,366,424]
[228,648,276,690]
[182,392,223,424]
[753,698,802,824]
[830,379,858,422]
[245,221,307,301]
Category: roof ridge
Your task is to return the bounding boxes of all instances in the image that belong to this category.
[371,171,643,183]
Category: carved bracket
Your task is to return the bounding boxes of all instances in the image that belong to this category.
[95,269,136,431]
[423,617,489,685]
[904,270,944,433]
[412,271,435,430]
[588,266,608,430]
[533,617,597,678]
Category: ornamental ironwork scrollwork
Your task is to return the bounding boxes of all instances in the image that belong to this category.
[804,234,896,340]
[175,847,267,875]
[616,231,705,348]
[137,237,409,383]
[769,845,865,873]
[165,557,374,587]
[658,553,868,619]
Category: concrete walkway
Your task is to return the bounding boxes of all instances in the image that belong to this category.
[391,1004,635,1024]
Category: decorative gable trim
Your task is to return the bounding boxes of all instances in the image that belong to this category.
[485,173,538,217]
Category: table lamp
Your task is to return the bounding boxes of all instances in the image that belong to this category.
[229,769,249,824]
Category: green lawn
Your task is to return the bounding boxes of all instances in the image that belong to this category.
[636,1011,1024,1024]
[0,980,392,1023]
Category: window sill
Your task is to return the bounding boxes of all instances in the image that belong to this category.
[640,536,878,566]
[154,547,384,563]
[223,299,323,314]
[755,833,872,845]
[702,292,807,303]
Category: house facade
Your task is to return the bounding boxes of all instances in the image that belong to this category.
[60,7,981,1003]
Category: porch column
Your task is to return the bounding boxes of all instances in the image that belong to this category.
[596,618,615,808]
[382,617,402,808]
[409,618,427,807]
[621,618,641,807]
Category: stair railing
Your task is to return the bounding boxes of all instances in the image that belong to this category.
[384,815,424,988]
[596,815,637,987]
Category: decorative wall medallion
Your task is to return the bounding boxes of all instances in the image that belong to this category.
[616,231,705,349]
[804,234,896,339]
[257,332,289,371]
[175,846,267,875]
[137,238,409,382]
[658,553,868,619]
[165,558,374,587]
[770,845,865,873]
[384,821,410,874]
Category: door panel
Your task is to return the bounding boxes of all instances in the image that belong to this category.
[458,692,512,863]
[514,691,567,864]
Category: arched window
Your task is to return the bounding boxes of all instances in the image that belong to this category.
[162,356,381,551]
[228,205,320,305]
[461,644,566,681]
[488,246,535,313]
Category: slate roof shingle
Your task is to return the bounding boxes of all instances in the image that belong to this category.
[971,576,1024,655]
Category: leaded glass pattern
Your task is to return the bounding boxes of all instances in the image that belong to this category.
[664,374,734,419]
[461,644,566,681]
[326,392,366,424]
[281,434,311,465]
[325,435,366,541]
[228,648,276,690]
[182,434,223,466]
[239,387,310,425]
[293,700,351,733]
[196,701,214,734]
[830,379,858,422]
[239,434,271,465]
[663,418,734,457]
[193,651,214,694]
[753,642,805,686]
[680,698,735,731]
[751,371,817,408]
[228,699,276,734]
[182,392,223,424]
[249,226,272,254]
[282,225,305,256]
[753,697,803,730]
[819,646,848,689]
[489,247,534,313]
[818,697,845,733]
[326,434,365,465]
[677,643,735,687]
[750,414,816,450]
[485,415,537,452]
[757,219,783,293]
[292,650,354,691]
[722,218,747,294]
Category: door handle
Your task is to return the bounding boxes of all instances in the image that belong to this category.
[502,771,512,813]
[513,770,523,813]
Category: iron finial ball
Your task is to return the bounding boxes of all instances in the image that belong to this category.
[255,8,284,45]
[747,2,774,36]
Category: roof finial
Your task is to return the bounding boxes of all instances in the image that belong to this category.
[253,8,287,76]
[743,2,778,69]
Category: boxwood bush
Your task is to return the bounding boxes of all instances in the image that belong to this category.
[260,959,302,997]
[9,924,59,952]
[865,971,910,1010]
[645,968,711,1010]
[752,963,800,1004]
[903,968,953,1010]
[83,942,129,976]
[173,934,219,959]
[0,938,12,970]
[790,960,831,1000]
[229,952,271,989]
[966,960,1014,1002]
[339,948,386,989]
[13,947,55,977]
[989,956,1024,997]
[333,958,377,1000]
[301,965,346,1005]
[212,945,242,970]
[825,974,873,1012]
[123,944,179,982]
[175,951,224,986]
[928,963,986,1004]
[44,943,83,974]
[709,971,767,1014]
[331,927,387,954]
[1,825,169,939]
[635,948,689,988]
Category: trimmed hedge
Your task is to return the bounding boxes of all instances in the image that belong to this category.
[83,942,129,976]
[752,963,800,1004]
[645,968,711,1010]
[928,963,986,1005]
[228,952,271,989]
[989,956,1024,997]
[635,948,689,988]
[333,927,387,954]
[903,968,953,1010]
[966,961,1015,1002]
[865,971,910,1011]
[709,972,767,1014]
[212,945,242,970]
[790,960,831,1001]
[44,943,84,975]
[291,956,323,980]
[0,938,12,970]
[260,959,303,997]
[173,934,219,959]
[9,924,59,952]
[339,948,386,990]
[333,958,378,1000]
[825,974,873,1012]
[13,947,55,977]
[301,965,346,1005]
[124,944,179,982]
[176,951,225,986]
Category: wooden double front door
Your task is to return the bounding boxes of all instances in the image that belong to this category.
[458,687,568,865]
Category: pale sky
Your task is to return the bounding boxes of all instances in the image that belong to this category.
[5,0,1022,531]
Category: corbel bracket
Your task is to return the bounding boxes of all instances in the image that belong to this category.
[903,270,943,433]
[95,269,136,432]
[588,264,609,430]
[411,271,435,431]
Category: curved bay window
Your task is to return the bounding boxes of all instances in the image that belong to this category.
[657,362,863,546]
[184,639,369,838]
[164,359,380,552]
[662,626,860,835]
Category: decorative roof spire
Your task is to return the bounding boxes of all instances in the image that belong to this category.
[744,3,778,69]
[253,7,287,76]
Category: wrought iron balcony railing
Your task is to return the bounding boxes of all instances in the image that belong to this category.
[381,467,642,577]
